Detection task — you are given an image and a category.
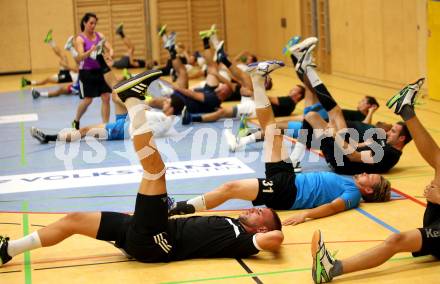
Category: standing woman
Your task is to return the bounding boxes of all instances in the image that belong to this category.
[72,13,113,129]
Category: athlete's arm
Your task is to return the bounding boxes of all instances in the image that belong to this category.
[282,198,346,226]
[74,36,95,63]
[172,86,204,102]
[254,230,284,252]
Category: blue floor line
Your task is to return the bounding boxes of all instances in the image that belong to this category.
[355,207,400,233]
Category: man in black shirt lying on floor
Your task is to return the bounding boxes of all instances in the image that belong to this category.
[294,44,412,175]
[0,71,283,266]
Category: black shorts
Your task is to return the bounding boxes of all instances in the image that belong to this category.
[96,193,173,262]
[57,70,73,83]
[412,202,440,258]
[253,161,297,209]
[224,83,241,102]
[113,56,130,69]
[78,69,112,99]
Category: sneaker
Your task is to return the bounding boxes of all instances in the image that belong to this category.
[224,129,238,152]
[247,60,285,77]
[164,31,176,50]
[21,77,31,88]
[311,230,335,284]
[122,68,132,80]
[181,107,193,125]
[71,120,80,130]
[295,44,316,78]
[168,201,196,216]
[158,24,168,37]
[386,78,425,114]
[289,36,318,59]
[237,114,250,137]
[158,80,174,96]
[31,88,40,99]
[64,35,74,50]
[44,29,53,44]
[90,39,105,60]
[113,69,163,102]
[282,35,302,56]
[199,24,217,39]
[0,236,12,266]
[293,161,302,173]
[115,23,124,37]
[30,127,48,144]
[213,40,226,63]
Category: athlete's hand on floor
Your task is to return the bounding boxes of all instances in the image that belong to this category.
[282,213,307,226]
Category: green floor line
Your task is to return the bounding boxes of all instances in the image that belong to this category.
[22,201,32,284]
[160,255,430,284]
[20,122,27,167]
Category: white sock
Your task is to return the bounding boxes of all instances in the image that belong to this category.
[40,91,49,97]
[31,80,37,85]
[251,75,270,109]
[49,40,56,48]
[187,196,206,211]
[7,232,42,257]
[68,48,79,58]
[126,100,150,136]
[210,35,220,49]
[306,66,322,88]
[289,142,306,164]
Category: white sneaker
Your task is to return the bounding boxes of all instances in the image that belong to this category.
[30,127,48,144]
[295,44,316,77]
[64,35,74,50]
[223,129,238,152]
[246,60,285,77]
[158,80,174,96]
[289,36,318,59]
[386,78,425,114]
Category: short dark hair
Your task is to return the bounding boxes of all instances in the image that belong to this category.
[250,55,258,63]
[264,76,273,90]
[297,84,306,100]
[363,176,391,203]
[80,13,98,32]
[396,121,412,144]
[365,96,379,108]
[170,94,185,115]
[267,208,282,231]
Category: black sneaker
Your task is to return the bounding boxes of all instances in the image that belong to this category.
[214,41,226,63]
[113,70,163,102]
[30,127,48,144]
[0,236,12,266]
[181,107,193,125]
[115,23,124,37]
[168,201,196,216]
[31,88,40,99]
[71,120,80,130]
[293,161,302,173]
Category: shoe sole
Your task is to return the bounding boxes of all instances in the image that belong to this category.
[311,230,322,284]
[386,87,409,109]
[114,70,162,94]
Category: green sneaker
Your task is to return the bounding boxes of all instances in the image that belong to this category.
[311,230,336,283]
[158,24,167,37]
[199,24,217,39]
[122,68,132,80]
[237,114,250,138]
[44,29,53,44]
[386,78,425,114]
[21,77,30,88]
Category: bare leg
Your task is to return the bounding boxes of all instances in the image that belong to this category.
[74,97,93,121]
[405,116,440,173]
[172,57,189,89]
[340,230,423,274]
[101,93,111,123]
[204,179,259,209]
[37,212,102,247]
[201,108,225,122]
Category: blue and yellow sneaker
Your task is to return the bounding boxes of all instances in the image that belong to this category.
[282,35,302,56]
